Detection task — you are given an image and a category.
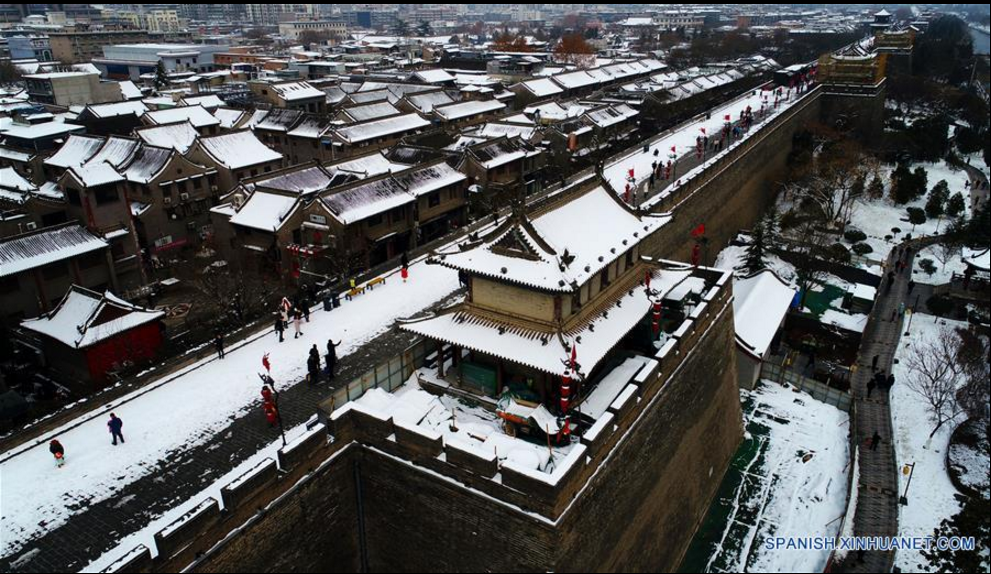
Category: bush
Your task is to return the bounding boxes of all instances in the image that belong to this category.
[926,294,955,317]
[844,229,868,243]
[919,258,937,276]
[852,242,874,255]
[826,243,851,263]
[946,192,966,217]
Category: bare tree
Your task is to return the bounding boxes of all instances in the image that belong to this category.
[788,135,876,228]
[905,326,967,440]
[194,264,281,328]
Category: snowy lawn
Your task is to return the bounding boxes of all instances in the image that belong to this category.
[680,380,850,573]
[848,159,974,261]
[889,312,970,573]
[0,256,461,559]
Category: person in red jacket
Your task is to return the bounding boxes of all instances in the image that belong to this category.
[264,402,278,428]
[49,439,65,468]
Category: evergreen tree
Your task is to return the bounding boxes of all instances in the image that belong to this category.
[926,180,950,218]
[154,60,169,91]
[919,494,990,573]
[743,219,767,275]
[946,192,966,218]
[867,175,885,200]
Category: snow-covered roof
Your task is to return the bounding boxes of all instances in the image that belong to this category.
[518,78,564,98]
[436,185,671,292]
[321,176,410,225]
[229,190,300,232]
[340,101,401,123]
[0,224,108,279]
[287,115,334,139]
[118,80,143,100]
[468,123,539,141]
[21,285,164,349]
[180,94,224,109]
[393,162,466,198]
[135,122,199,154]
[196,130,282,170]
[732,270,796,360]
[402,265,691,376]
[963,248,990,272]
[432,99,506,122]
[412,69,456,84]
[0,121,84,141]
[254,108,303,133]
[81,100,149,119]
[253,165,336,195]
[321,161,462,225]
[120,145,174,184]
[85,136,140,169]
[0,167,36,193]
[270,81,325,102]
[553,71,598,90]
[404,90,455,114]
[211,107,247,129]
[334,113,430,144]
[326,151,409,179]
[583,104,639,129]
[143,105,220,129]
[65,162,125,187]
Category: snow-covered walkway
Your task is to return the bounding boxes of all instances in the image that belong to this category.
[0,257,461,570]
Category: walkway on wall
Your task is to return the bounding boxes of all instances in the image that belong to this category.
[844,244,918,573]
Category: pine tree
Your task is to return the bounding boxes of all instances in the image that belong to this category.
[946,192,966,218]
[867,175,885,200]
[919,494,990,573]
[154,60,169,91]
[743,218,768,274]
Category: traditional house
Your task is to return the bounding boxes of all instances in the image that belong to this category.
[328,113,431,159]
[731,270,796,389]
[455,136,544,213]
[186,130,284,192]
[0,224,116,321]
[20,285,164,385]
[400,182,675,406]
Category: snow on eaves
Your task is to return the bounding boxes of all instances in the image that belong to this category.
[197,130,282,170]
[0,224,108,279]
[143,105,220,129]
[436,185,671,293]
[21,286,164,349]
[334,113,430,144]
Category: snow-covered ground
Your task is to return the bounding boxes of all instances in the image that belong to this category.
[890,312,969,573]
[0,256,461,560]
[697,381,850,573]
[848,159,974,261]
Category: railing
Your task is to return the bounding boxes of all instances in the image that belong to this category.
[319,338,429,413]
[760,360,853,412]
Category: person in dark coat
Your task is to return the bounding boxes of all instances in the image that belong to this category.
[274,316,285,342]
[326,339,341,379]
[301,298,310,322]
[214,333,225,359]
[108,413,124,445]
[870,430,881,451]
[307,353,320,385]
[401,251,409,270]
[866,378,875,398]
[49,439,65,467]
[871,354,880,372]
[886,373,895,390]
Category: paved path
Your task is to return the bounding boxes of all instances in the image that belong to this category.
[0,293,458,573]
[844,244,918,573]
